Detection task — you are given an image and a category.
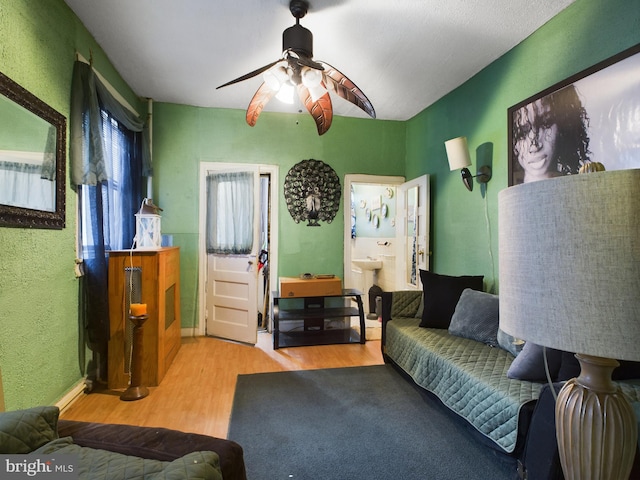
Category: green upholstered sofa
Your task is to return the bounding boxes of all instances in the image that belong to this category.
[0,406,247,480]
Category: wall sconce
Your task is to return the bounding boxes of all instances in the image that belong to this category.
[445,136,492,191]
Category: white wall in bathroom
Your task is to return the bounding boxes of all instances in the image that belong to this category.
[351,184,396,239]
[377,254,396,291]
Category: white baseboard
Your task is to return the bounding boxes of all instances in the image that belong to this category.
[55,378,87,414]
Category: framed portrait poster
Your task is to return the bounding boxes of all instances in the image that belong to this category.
[508,43,640,186]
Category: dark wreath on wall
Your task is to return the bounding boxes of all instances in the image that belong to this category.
[508,43,640,186]
[284,159,341,226]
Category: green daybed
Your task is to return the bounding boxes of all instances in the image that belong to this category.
[381,275,640,458]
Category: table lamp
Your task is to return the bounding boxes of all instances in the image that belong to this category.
[498,169,640,479]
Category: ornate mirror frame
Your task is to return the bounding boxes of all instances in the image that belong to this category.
[0,71,66,229]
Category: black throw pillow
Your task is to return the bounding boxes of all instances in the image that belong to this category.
[556,351,581,381]
[556,352,640,381]
[614,361,640,380]
[418,270,484,329]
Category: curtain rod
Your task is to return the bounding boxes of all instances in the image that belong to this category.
[75,52,139,117]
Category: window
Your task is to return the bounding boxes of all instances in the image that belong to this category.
[79,108,143,258]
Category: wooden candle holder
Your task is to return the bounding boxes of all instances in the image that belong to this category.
[120,314,150,401]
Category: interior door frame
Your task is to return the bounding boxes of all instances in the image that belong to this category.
[395,174,430,291]
[197,162,279,337]
[343,174,405,291]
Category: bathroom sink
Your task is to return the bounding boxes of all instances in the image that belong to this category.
[352,258,382,270]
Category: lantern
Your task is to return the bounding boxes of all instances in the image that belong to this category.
[134,198,162,249]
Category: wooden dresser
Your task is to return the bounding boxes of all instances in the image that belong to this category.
[108,247,181,389]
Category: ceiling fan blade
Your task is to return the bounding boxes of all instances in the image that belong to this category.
[246,83,277,127]
[320,62,376,119]
[297,84,333,135]
[217,60,281,89]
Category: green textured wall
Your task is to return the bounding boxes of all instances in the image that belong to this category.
[0,0,143,411]
[1,0,638,410]
[152,104,406,328]
[405,0,640,291]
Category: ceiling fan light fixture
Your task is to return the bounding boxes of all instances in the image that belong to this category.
[302,67,322,87]
[283,23,313,58]
[217,0,375,135]
[307,84,327,103]
[263,70,280,91]
[301,66,326,100]
[283,0,313,57]
[263,64,289,91]
[275,82,295,104]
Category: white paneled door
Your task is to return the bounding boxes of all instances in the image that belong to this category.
[203,165,260,345]
[206,250,258,344]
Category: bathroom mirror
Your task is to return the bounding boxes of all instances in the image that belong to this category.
[0,71,66,229]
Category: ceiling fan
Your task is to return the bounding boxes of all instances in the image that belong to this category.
[216,0,375,135]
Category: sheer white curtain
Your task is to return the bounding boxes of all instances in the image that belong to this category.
[0,159,54,211]
[206,171,254,254]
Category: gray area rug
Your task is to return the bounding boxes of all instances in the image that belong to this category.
[228,364,517,479]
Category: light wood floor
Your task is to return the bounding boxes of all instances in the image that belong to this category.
[60,332,383,439]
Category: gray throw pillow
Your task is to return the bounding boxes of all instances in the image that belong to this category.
[507,342,562,381]
[497,328,524,357]
[448,289,500,347]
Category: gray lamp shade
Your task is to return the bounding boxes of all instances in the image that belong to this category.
[498,169,640,362]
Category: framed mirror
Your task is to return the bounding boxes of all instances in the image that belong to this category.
[0,71,66,229]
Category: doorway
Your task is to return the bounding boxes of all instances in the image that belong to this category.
[197,162,279,343]
[343,174,429,338]
[343,175,403,340]
[343,175,404,293]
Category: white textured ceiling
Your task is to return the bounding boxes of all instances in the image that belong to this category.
[63,0,576,121]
